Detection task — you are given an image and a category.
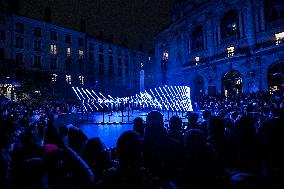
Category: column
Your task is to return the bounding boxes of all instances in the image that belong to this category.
[259,3,265,31]
[245,0,256,47]
[239,12,244,38]
[207,18,214,56]
[254,7,260,33]
[216,19,221,45]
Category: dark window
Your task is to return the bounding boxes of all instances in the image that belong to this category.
[78,38,84,46]
[191,26,204,50]
[99,45,104,53]
[220,10,239,39]
[99,54,104,63]
[65,35,71,43]
[0,31,5,40]
[15,53,23,65]
[125,55,129,66]
[109,56,113,65]
[99,46,104,63]
[89,43,94,51]
[118,57,122,66]
[34,40,41,51]
[15,37,24,49]
[33,56,41,68]
[99,64,104,75]
[34,27,41,37]
[118,67,122,78]
[65,59,72,73]
[50,58,57,69]
[265,0,284,22]
[50,31,57,40]
[0,48,4,60]
[79,60,84,72]
[125,68,129,78]
[15,22,24,33]
[108,66,114,76]
[89,52,94,61]
[109,48,113,65]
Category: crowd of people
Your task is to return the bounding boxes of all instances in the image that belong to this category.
[0,91,283,189]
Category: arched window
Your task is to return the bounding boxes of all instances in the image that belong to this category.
[194,75,204,97]
[191,26,203,50]
[220,10,239,39]
[265,0,284,22]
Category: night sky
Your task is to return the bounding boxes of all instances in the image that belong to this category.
[1,0,175,52]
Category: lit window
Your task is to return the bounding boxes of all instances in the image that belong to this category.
[236,78,242,85]
[195,56,200,65]
[141,62,144,68]
[66,75,71,84]
[51,74,57,82]
[79,50,84,58]
[79,75,84,85]
[50,44,57,55]
[163,51,169,61]
[227,46,234,57]
[275,32,284,45]
[66,47,71,56]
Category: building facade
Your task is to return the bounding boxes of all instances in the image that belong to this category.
[0,13,153,99]
[155,0,284,97]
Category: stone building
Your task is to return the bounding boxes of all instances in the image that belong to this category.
[0,13,153,99]
[155,0,284,97]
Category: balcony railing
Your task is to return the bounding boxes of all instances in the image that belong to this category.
[253,39,284,53]
[182,39,284,69]
[183,48,249,69]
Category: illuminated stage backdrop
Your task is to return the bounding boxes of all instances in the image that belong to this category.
[72,85,193,112]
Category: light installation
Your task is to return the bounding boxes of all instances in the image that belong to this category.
[72,85,193,112]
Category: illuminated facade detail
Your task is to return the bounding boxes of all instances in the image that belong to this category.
[79,50,84,58]
[155,0,284,95]
[163,51,169,61]
[66,47,71,56]
[51,74,57,82]
[227,46,234,57]
[195,56,200,65]
[66,75,71,84]
[275,32,284,45]
[79,75,84,85]
[50,44,57,55]
[141,62,144,68]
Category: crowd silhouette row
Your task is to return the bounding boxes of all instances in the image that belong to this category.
[0,92,283,189]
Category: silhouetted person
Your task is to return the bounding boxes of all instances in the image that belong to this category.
[133,117,145,139]
[143,111,183,179]
[97,131,158,189]
[168,115,183,142]
[80,137,112,179]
